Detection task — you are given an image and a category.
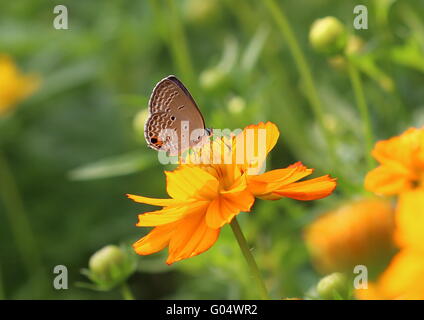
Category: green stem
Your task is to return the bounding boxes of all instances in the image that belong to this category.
[263,0,338,167]
[347,58,375,170]
[230,217,270,300]
[120,282,135,300]
[0,264,5,299]
[165,0,196,87]
[0,151,45,297]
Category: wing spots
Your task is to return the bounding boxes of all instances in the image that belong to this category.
[150,81,179,112]
[178,105,185,110]
[170,116,176,121]
[150,136,163,148]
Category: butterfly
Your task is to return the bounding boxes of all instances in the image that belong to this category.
[144,75,212,156]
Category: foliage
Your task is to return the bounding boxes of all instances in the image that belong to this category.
[0,0,423,299]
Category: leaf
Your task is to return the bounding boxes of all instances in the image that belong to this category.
[74,282,105,291]
[68,151,156,181]
[241,24,270,72]
[118,94,149,109]
[389,37,424,73]
[31,60,100,103]
[352,54,394,92]
[217,36,239,73]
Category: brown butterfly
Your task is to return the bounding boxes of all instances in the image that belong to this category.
[144,75,212,156]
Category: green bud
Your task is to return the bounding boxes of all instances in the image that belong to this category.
[133,108,149,141]
[227,96,246,114]
[345,35,365,56]
[200,68,227,91]
[327,55,347,71]
[309,17,347,55]
[317,272,350,300]
[185,0,219,24]
[89,245,126,281]
[80,244,137,291]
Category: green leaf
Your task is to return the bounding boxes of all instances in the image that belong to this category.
[241,24,270,72]
[68,151,156,181]
[389,37,424,73]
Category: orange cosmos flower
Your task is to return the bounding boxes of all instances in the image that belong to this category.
[356,248,424,300]
[127,122,337,264]
[365,127,424,195]
[304,198,395,274]
[357,128,424,300]
[395,189,424,250]
[0,55,39,116]
[356,191,424,299]
[365,127,424,250]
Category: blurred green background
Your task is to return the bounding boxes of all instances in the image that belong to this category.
[0,0,423,299]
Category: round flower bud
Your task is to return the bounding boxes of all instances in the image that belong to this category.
[200,68,227,91]
[133,108,149,141]
[345,35,365,56]
[89,245,126,280]
[227,96,246,114]
[309,16,347,55]
[184,0,219,24]
[327,55,347,71]
[317,272,350,300]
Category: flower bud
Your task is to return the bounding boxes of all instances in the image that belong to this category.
[184,0,219,25]
[133,108,149,141]
[227,96,246,114]
[317,272,350,300]
[89,245,126,281]
[200,68,227,91]
[309,17,347,55]
[81,244,136,291]
[327,55,347,71]
[345,35,365,56]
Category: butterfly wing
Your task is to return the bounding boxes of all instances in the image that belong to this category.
[145,75,208,156]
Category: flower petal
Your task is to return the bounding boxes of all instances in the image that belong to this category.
[205,173,255,229]
[366,127,424,195]
[241,121,279,155]
[205,189,255,229]
[356,249,424,300]
[126,194,183,207]
[132,222,177,255]
[372,128,421,168]
[247,162,316,199]
[167,212,220,264]
[273,175,337,201]
[136,201,209,227]
[165,165,219,200]
[205,199,222,230]
[365,165,414,195]
[234,122,279,175]
[394,189,424,250]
